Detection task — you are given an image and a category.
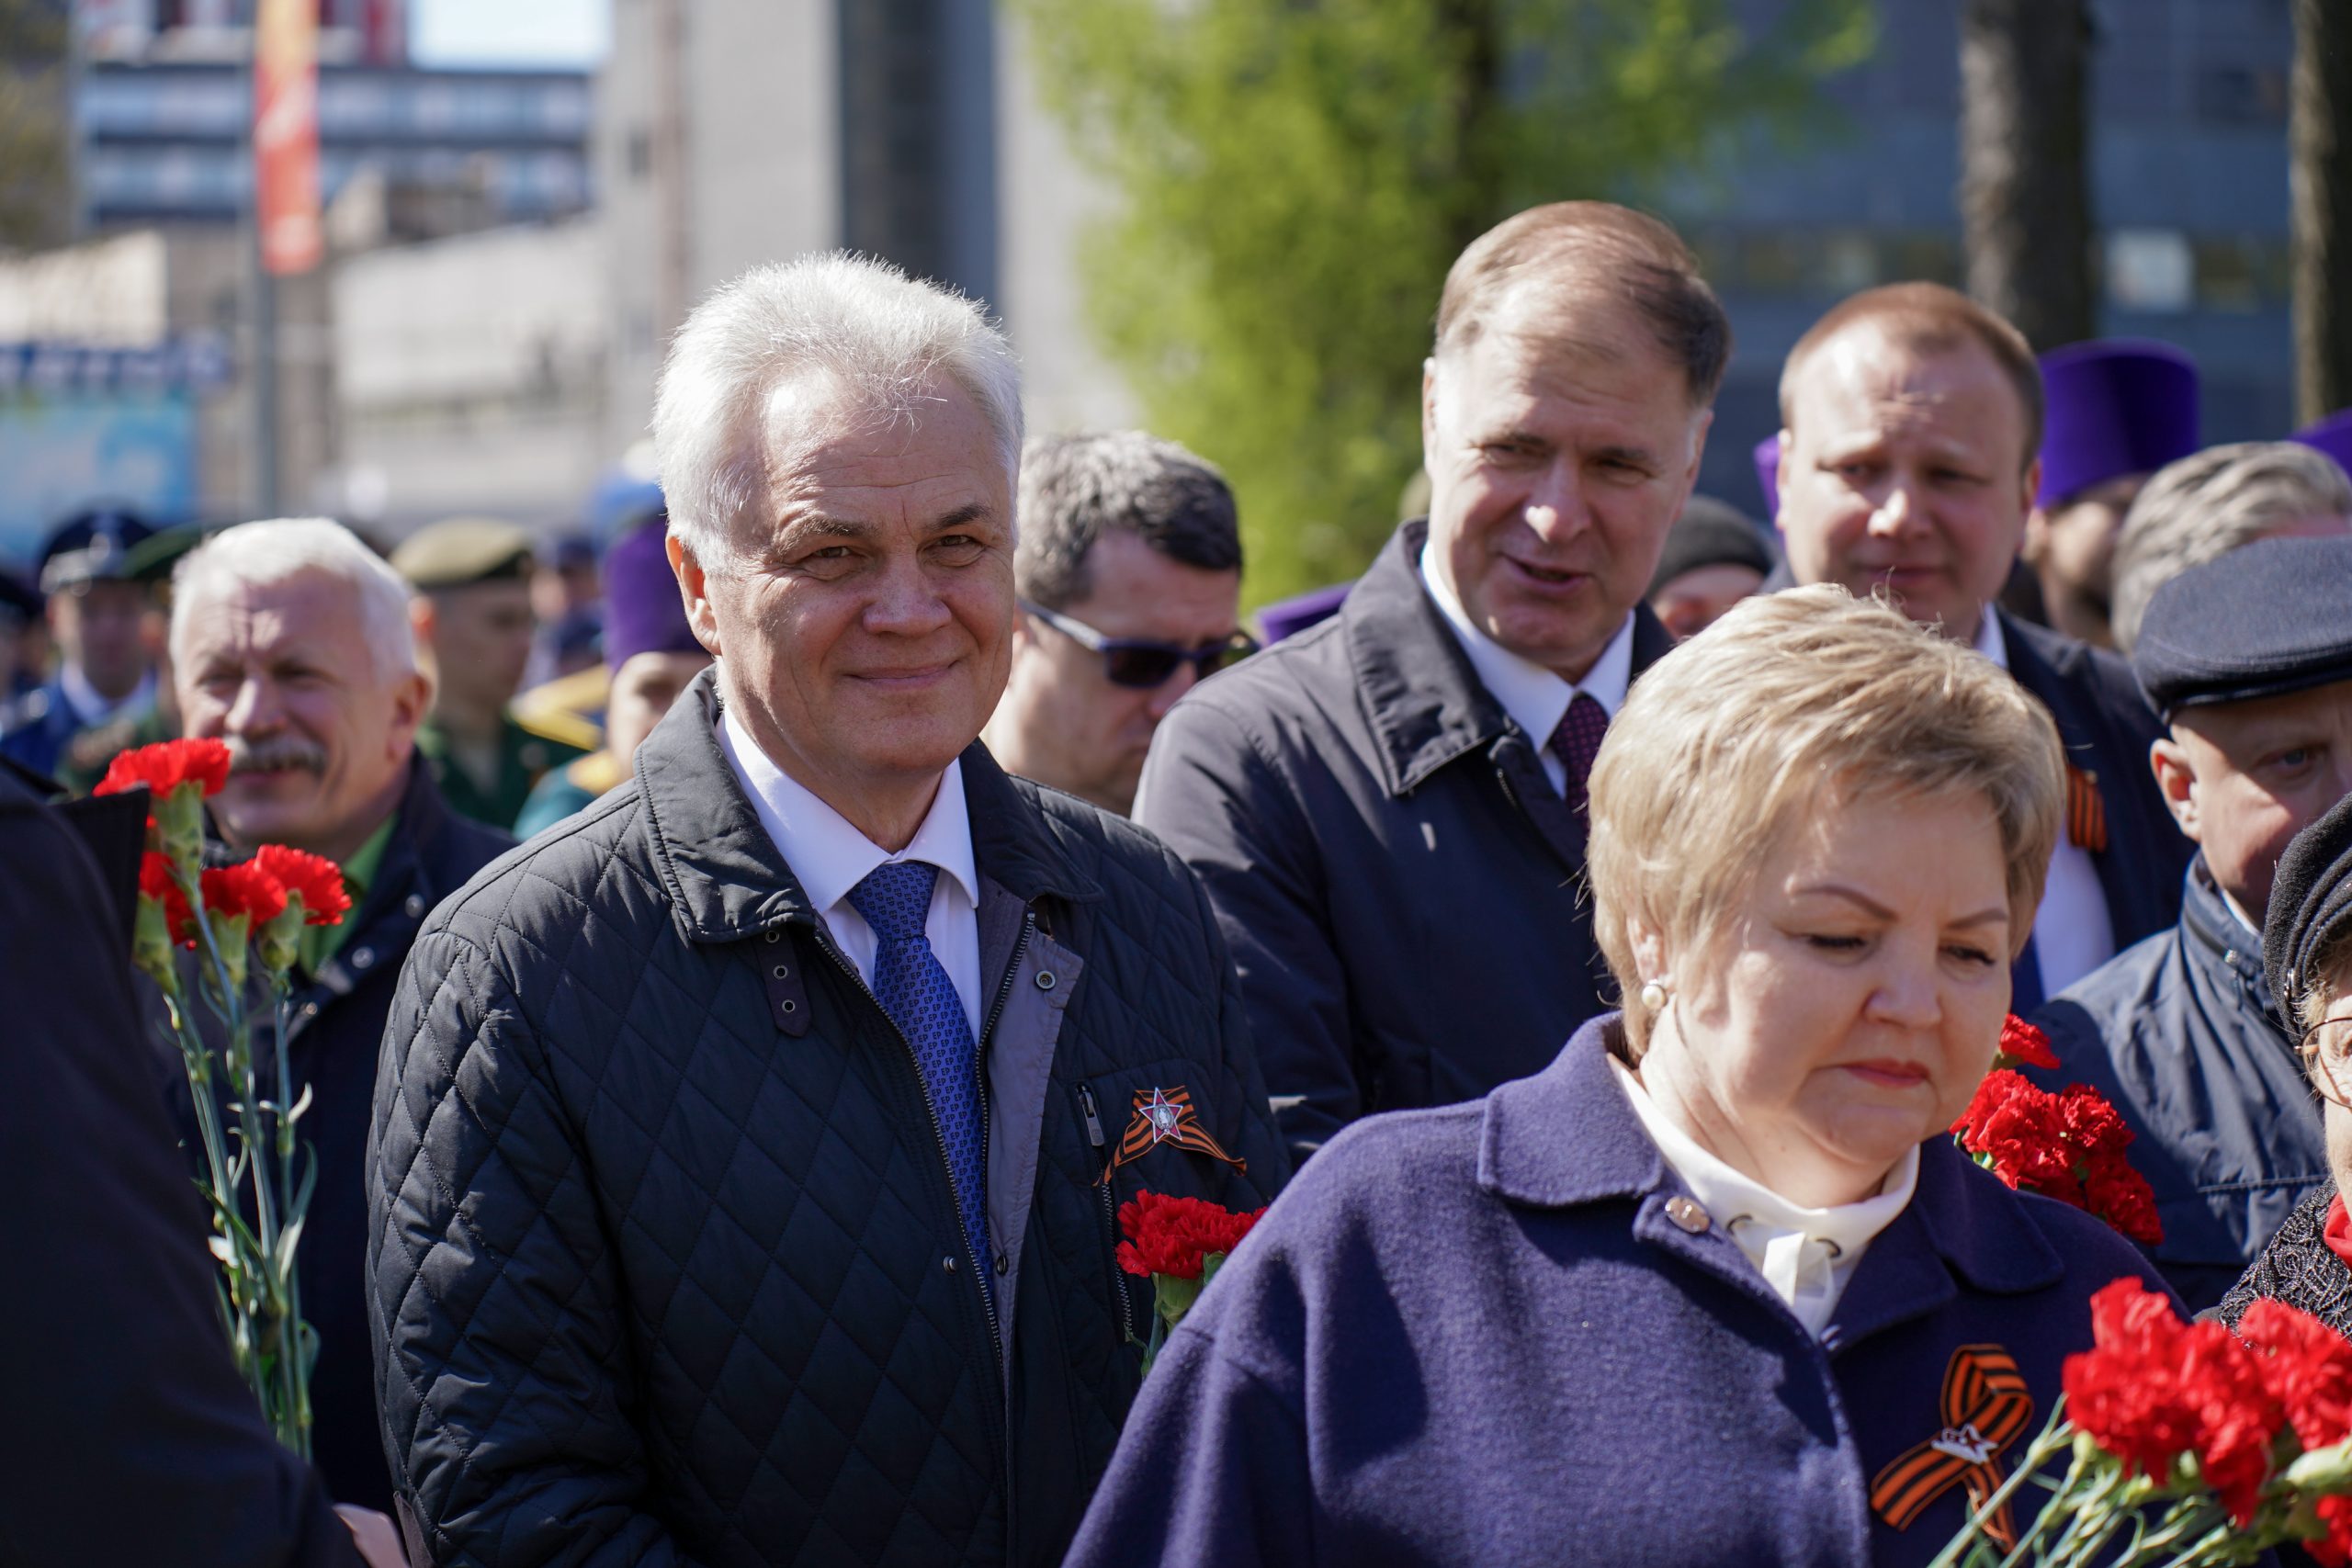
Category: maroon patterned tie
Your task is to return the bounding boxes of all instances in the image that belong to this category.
[1547,693,1611,817]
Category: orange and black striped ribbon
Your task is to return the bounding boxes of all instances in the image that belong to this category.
[2065,763,2108,854]
[1102,1085,1248,1181]
[1868,1344,2036,1550]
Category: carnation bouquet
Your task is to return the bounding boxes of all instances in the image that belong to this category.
[1951,1016,2165,1247]
[100,739,351,1454]
[1116,1190,1265,1374]
[1930,1279,2352,1566]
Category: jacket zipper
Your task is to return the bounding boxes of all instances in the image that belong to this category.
[1077,1082,1135,1346]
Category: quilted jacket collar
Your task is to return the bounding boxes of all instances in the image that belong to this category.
[639,668,1100,945]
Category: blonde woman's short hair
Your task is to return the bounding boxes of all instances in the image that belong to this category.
[1588,585,2064,1056]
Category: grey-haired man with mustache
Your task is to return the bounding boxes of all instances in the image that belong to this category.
[162,518,513,1517]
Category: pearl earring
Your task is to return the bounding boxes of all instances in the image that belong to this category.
[1638,980,1669,1013]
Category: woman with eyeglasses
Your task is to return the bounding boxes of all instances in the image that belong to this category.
[2216,790,2352,1334]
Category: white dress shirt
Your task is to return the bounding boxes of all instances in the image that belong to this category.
[1973,615,2116,995]
[1610,1056,1918,1337]
[1418,547,1636,795]
[716,709,983,1038]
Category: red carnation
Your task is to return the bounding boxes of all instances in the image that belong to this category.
[1115,1190,1264,1281]
[252,845,350,928]
[2064,1278,2285,1524]
[139,850,196,947]
[2238,1297,2352,1453]
[2312,1495,2352,1567]
[95,738,232,802]
[1998,1012,2059,1070]
[199,861,288,930]
[1952,1071,2164,1244]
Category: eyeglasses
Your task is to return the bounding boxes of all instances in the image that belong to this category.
[2298,1012,2352,1109]
[1019,600,1259,689]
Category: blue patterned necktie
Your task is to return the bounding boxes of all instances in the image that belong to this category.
[847,861,990,1292]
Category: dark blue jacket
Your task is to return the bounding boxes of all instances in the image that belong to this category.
[2032,856,2329,1314]
[0,673,87,781]
[1065,1016,2175,1568]
[1134,521,1679,1166]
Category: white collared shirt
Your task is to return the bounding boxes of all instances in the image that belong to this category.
[1417,545,1635,795]
[716,709,984,1038]
[1972,615,2116,995]
[1610,1057,1919,1337]
[59,663,155,730]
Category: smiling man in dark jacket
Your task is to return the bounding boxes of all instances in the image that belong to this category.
[368,254,1284,1568]
[1135,202,1720,1165]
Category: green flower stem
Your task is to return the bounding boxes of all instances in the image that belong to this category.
[1928,1404,2082,1568]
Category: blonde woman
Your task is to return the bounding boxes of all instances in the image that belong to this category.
[1065,588,2172,1568]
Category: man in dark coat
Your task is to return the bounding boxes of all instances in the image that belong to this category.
[1135,201,1724,1165]
[1770,283,2190,1000]
[2032,536,2352,1310]
[369,254,1284,1568]
[0,760,392,1568]
[162,518,513,1516]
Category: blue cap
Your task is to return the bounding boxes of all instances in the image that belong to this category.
[2132,535,2352,717]
[38,506,156,593]
[2037,340,2199,507]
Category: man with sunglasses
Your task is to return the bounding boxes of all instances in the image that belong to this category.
[1135,203,1723,1166]
[2030,535,2352,1310]
[983,431,1251,816]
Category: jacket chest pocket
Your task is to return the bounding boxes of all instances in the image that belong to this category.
[1068,1069,1257,1353]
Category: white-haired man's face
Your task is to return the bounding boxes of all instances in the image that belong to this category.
[176,567,429,864]
[678,370,1016,842]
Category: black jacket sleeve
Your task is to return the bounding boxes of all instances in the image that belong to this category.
[370,926,695,1568]
[1136,694,1358,1164]
[0,780,363,1568]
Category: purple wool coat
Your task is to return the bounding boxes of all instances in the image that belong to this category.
[1063,1016,2177,1568]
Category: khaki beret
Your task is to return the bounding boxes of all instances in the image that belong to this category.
[390,517,537,591]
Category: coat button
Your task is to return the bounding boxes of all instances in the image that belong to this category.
[1035,970,1056,990]
[772,964,789,979]
[405,895,425,918]
[994,1251,1009,1275]
[1665,1196,1711,1234]
[943,1255,957,1274]
[350,947,374,970]
[765,930,782,944]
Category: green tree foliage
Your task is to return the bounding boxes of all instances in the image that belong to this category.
[1014,0,1876,604]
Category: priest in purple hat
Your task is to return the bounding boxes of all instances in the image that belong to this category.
[512,512,712,837]
[2019,339,2199,648]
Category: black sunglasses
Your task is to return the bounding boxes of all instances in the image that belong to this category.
[1019,600,1259,689]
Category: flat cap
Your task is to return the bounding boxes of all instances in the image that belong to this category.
[2267,789,2352,1030]
[38,506,156,594]
[390,517,536,591]
[2132,535,2352,717]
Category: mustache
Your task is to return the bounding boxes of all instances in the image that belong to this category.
[225,735,328,775]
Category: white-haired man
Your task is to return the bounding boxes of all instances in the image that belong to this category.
[369,255,1285,1568]
[164,518,514,1517]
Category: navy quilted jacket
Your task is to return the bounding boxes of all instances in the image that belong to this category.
[368,672,1288,1568]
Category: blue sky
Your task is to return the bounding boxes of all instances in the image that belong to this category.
[409,0,609,68]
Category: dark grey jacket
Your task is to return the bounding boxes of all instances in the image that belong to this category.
[1134,520,1677,1164]
[2032,856,2329,1314]
[368,671,1286,1568]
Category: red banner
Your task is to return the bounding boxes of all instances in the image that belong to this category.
[254,0,322,276]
